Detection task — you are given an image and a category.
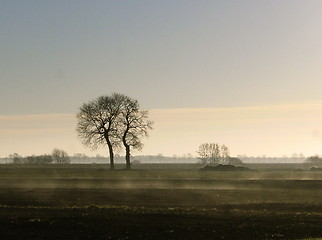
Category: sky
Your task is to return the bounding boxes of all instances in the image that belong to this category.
[1,1,322,158]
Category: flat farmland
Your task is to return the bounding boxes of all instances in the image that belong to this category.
[0,164,321,240]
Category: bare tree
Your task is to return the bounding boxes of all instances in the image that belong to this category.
[52,148,70,164]
[197,143,243,166]
[76,93,123,170]
[305,155,322,166]
[8,153,23,164]
[197,143,210,164]
[220,145,230,164]
[118,96,153,169]
[197,143,221,165]
[76,93,153,170]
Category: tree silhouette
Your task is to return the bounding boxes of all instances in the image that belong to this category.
[76,93,124,170]
[118,96,153,169]
[197,143,235,165]
[52,148,70,164]
[197,143,221,165]
[76,93,153,170]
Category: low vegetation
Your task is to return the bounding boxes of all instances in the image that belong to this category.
[200,164,253,171]
[8,149,70,164]
[197,142,243,166]
[305,155,322,166]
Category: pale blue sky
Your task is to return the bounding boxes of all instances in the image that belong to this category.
[1,1,322,158]
[1,0,321,115]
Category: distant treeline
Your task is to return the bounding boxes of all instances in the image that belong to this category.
[304,155,322,166]
[71,154,198,164]
[71,154,322,165]
[1,153,322,165]
[239,156,306,163]
[1,153,198,164]
[4,149,71,164]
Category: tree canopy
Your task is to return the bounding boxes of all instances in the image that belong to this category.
[197,142,242,166]
[76,93,153,169]
[305,155,322,165]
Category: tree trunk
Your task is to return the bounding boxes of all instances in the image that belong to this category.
[125,144,131,170]
[105,136,115,170]
[122,126,131,170]
[108,143,115,170]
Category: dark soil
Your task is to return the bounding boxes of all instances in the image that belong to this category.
[0,165,321,239]
[0,187,322,240]
[0,205,322,240]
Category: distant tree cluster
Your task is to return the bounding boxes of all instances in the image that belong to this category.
[197,143,242,166]
[76,93,153,170]
[72,153,90,159]
[51,148,70,164]
[305,155,322,165]
[8,149,70,164]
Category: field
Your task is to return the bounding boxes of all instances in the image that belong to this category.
[0,164,322,240]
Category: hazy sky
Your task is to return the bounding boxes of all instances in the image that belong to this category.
[1,1,322,158]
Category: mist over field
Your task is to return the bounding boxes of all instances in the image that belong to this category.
[0,163,322,239]
[0,154,310,165]
[1,0,322,239]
